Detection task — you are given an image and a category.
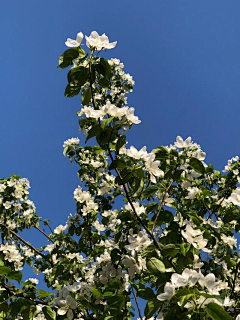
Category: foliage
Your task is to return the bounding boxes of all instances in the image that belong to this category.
[0,30,240,319]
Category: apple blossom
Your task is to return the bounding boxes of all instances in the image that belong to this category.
[85,31,117,50]
[65,32,84,47]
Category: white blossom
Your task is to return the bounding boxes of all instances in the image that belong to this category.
[157,282,175,301]
[65,32,84,47]
[174,136,194,149]
[85,31,117,50]
[63,137,80,148]
[54,224,68,234]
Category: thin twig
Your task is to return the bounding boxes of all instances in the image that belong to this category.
[131,286,143,320]
[34,225,55,243]
[231,260,240,298]
[151,176,175,234]
[46,222,54,234]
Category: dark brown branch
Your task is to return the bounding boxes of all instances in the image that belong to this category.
[106,145,177,270]
[131,286,143,320]
[0,223,53,267]
[88,60,176,270]
[0,281,49,305]
[34,225,55,244]
[151,176,175,234]
[231,260,240,298]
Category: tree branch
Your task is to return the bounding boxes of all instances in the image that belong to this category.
[131,286,143,320]
[231,260,240,298]
[0,281,49,305]
[0,223,53,267]
[88,60,176,270]
[34,225,55,244]
[151,176,175,234]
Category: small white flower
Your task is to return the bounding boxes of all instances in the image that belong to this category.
[171,268,199,288]
[198,273,219,294]
[58,295,78,320]
[185,187,199,200]
[54,224,68,234]
[157,282,175,301]
[221,234,237,249]
[85,31,117,50]
[174,136,194,149]
[0,184,6,192]
[125,107,141,124]
[65,32,84,47]
[26,278,39,285]
[225,188,240,206]
[125,146,148,160]
[63,137,80,148]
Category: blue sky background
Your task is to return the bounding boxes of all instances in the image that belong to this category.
[1,0,240,310]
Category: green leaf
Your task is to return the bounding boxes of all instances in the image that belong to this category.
[101,117,113,129]
[133,168,145,179]
[223,208,239,223]
[180,243,191,256]
[147,257,165,275]
[198,291,225,304]
[38,290,53,298]
[110,248,121,263]
[107,294,125,310]
[0,302,8,312]
[142,185,158,198]
[109,159,126,170]
[188,213,202,226]
[65,83,81,98]
[82,87,91,106]
[91,287,101,298]
[175,288,192,298]
[58,48,79,69]
[154,210,174,225]
[162,244,180,258]
[63,146,69,157]
[188,158,205,175]
[55,264,64,277]
[144,299,161,318]
[99,78,110,88]
[205,302,233,320]
[86,124,103,142]
[146,202,159,214]
[116,136,126,152]
[179,294,194,309]
[22,305,36,320]
[136,286,155,300]
[107,278,122,290]
[152,146,170,160]
[67,67,89,86]
[42,306,56,320]
[7,271,22,282]
[99,58,112,79]
[132,178,144,198]
[0,266,11,275]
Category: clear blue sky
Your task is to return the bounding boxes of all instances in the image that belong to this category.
[1,1,240,250]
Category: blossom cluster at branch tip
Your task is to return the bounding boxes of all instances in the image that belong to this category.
[65,31,117,50]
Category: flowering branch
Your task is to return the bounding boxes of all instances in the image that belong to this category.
[0,223,53,266]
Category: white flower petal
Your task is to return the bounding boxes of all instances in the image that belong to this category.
[58,307,67,315]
